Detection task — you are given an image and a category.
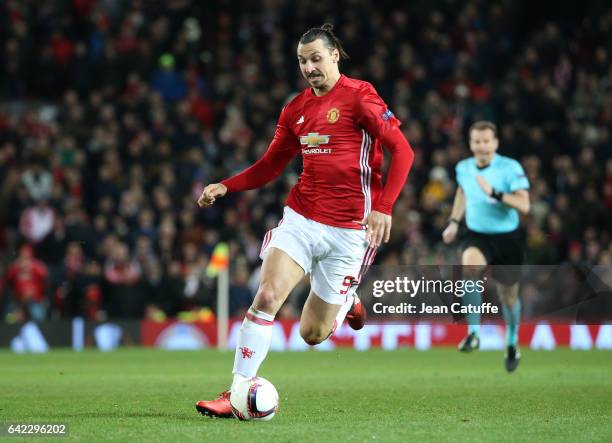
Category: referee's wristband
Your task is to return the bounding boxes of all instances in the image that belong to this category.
[490,188,504,201]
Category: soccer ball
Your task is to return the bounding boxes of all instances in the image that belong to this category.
[230,377,279,421]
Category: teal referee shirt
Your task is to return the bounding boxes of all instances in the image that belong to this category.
[456,154,530,234]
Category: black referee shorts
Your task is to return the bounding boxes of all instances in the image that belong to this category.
[461,229,525,285]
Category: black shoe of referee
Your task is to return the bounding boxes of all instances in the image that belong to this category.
[505,345,521,373]
[458,332,480,352]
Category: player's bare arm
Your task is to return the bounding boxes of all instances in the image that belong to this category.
[197,183,228,207]
[442,187,466,244]
[475,176,530,214]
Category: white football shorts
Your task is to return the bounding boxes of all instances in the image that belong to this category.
[259,206,377,305]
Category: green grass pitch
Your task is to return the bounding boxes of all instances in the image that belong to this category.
[1,348,611,442]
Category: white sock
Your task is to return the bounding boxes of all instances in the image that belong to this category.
[231,307,275,388]
[332,295,355,334]
[232,373,249,388]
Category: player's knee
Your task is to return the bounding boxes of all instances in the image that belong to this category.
[302,333,325,346]
[300,325,328,345]
[253,284,282,312]
[462,248,487,277]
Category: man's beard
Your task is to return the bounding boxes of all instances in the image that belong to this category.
[308,75,326,90]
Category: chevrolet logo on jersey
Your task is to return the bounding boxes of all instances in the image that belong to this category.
[300,132,330,147]
[300,133,332,154]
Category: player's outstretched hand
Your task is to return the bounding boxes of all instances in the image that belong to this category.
[355,211,392,248]
[442,222,458,244]
[197,183,228,207]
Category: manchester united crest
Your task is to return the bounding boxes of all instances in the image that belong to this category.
[327,107,340,123]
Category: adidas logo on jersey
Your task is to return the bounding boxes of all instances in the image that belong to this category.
[296,115,304,124]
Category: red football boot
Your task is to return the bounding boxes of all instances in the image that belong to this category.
[346,294,366,330]
[195,391,234,418]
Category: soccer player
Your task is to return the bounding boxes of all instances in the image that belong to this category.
[442,121,530,372]
[195,24,414,417]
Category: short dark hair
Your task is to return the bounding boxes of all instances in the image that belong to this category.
[469,120,498,137]
[299,23,349,60]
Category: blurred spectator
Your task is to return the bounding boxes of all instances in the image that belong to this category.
[102,241,145,318]
[21,162,52,202]
[152,54,187,102]
[19,199,55,244]
[63,259,103,320]
[4,244,48,321]
[229,262,254,318]
[181,242,213,309]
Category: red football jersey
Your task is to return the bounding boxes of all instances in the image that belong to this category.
[6,259,48,302]
[222,74,413,229]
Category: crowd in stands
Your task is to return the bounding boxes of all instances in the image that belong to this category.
[0,0,610,321]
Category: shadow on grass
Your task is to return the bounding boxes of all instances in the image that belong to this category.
[44,411,201,421]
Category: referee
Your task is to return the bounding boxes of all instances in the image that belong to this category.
[443,121,530,372]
